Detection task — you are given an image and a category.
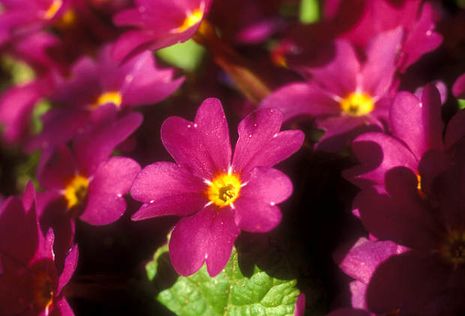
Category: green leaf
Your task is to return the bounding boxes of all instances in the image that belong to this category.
[458,99,465,110]
[157,248,300,316]
[1,55,35,84]
[157,40,205,72]
[146,243,169,281]
[299,0,320,24]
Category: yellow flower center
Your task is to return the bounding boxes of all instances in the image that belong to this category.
[43,0,63,20]
[172,3,205,33]
[440,230,465,267]
[90,91,123,110]
[56,9,76,27]
[206,173,241,208]
[63,174,89,209]
[340,92,375,116]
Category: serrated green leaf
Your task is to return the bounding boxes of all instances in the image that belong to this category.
[157,248,300,316]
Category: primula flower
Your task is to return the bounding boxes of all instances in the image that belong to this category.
[344,85,444,193]
[130,98,304,276]
[342,88,465,314]
[353,146,465,315]
[38,113,142,226]
[112,0,212,60]
[30,44,183,150]
[261,28,402,152]
[0,184,78,316]
[323,0,442,71]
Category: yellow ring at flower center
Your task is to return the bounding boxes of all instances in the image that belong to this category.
[340,92,374,116]
[206,173,241,208]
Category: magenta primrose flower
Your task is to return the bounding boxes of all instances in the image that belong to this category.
[353,146,465,315]
[113,0,212,60]
[0,184,78,316]
[261,28,402,152]
[323,0,442,71]
[38,113,142,226]
[29,43,183,150]
[130,98,304,276]
[345,84,465,196]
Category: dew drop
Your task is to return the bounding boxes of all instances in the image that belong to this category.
[149,200,155,204]
[187,124,191,128]
[116,193,122,198]
[248,134,253,138]
[193,123,198,128]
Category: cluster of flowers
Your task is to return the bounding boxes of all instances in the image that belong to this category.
[0,0,464,315]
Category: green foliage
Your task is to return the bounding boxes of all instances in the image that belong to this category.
[146,243,169,282]
[299,0,320,24]
[157,40,205,72]
[458,99,465,110]
[1,56,35,85]
[154,248,300,316]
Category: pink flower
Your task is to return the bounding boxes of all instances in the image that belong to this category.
[0,184,78,316]
[130,98,304,276]
[344,84,465,193]
[29,43,183,151]
[323,0,442,71]
[261,28,402,152]
[38,113,142,226]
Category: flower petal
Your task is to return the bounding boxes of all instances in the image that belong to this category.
[308,40,359,97]
[361,28,402,97]
[233,167,291,232]
[260,83,340,120]
[453,73,465,99]
[344,132,418,188]
[73,112,143,175]
[390,86,443,160]
[169,206,239,276]
[233,108,304,176]
[57,245,78,294]
[161,98,231,179]
[366,251,449,315]
[80,157,141,225]
[354,169,438,249]
[130,162,206,220]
